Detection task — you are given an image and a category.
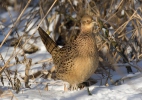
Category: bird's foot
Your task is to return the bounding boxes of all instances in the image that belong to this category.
[78,79,97,89]
[69,84,78,91]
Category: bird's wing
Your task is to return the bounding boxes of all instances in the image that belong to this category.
[52,42,78,69]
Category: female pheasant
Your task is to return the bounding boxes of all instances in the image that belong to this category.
[38,15,99,90]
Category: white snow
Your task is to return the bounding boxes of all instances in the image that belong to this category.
[1,74,142,100]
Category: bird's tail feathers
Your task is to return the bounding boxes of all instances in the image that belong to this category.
[38,27,58,54]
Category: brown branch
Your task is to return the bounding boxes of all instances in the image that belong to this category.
[24,57,32,88]
[0,0,32,48]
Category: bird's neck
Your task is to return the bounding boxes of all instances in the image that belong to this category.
[80,29,93,34]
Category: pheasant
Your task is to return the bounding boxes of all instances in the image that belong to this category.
[38,15,99,90]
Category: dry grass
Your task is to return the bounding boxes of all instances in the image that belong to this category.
[0,0,142,93]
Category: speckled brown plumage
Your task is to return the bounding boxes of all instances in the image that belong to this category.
[38,15,99,90]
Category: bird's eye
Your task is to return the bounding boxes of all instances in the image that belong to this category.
[86,20,91,24]
[87,20,89,23]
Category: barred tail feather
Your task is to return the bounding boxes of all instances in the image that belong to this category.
[38,27,58,54]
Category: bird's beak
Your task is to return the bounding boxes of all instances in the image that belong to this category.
[92,20,96,23]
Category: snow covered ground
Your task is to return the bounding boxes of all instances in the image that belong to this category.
[0,4,142,100]
[1,72,142,100]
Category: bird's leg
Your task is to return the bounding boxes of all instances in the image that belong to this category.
[87,87,92,95]
[86,81,92,95]
[69,84,78,91]
[83,81,92,95]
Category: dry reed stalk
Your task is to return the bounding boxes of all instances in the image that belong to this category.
[24,57,32,88]
[0,0,32,48]
[44,84,48,91]
[112,8,140,35]
[0,0,58,69]
[0,58,52,70]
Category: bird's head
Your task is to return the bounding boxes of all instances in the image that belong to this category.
[80,15,95,32]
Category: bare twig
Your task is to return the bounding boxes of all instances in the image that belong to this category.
[0,0,32,48]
